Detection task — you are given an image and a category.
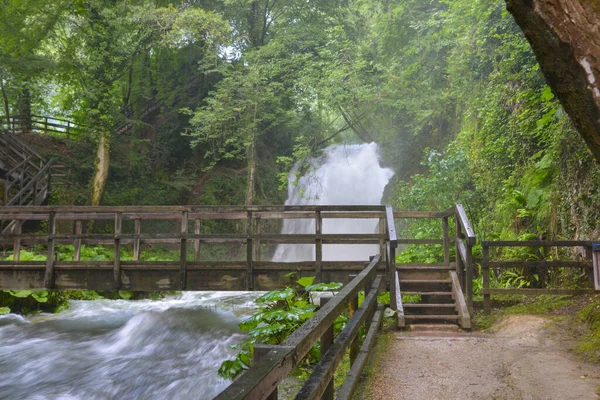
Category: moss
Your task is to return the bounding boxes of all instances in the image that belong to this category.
[576,295,600,362]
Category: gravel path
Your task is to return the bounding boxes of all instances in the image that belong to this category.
[363,315,600,400]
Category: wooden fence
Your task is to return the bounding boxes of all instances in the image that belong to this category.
[481,240,600,312]
[214,254,383,400]
[0,205,397,292]
[0,115,86,139]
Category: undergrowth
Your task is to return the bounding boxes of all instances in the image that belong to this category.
[576,295,600,362]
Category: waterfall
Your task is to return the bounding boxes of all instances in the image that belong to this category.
[273,143,394,262]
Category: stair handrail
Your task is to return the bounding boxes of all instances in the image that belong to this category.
[454,203,476,310]
[385,205,404,327]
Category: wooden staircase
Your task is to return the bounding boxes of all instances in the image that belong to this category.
[398,264,470,329]
[0,130,58,233]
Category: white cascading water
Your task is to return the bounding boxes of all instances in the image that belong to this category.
[273,143,394,262]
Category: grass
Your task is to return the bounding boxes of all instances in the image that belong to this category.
[472,294,575,330]
[576,294,600,362]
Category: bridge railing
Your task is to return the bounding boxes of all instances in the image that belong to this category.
[0,115,86,139]
[215,254,383,400]
[482,240,599,312]
[0,205,393,291]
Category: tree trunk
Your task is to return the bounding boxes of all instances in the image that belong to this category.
[506,0,600,162]
[246,130,257,206]
[90,132,110,205]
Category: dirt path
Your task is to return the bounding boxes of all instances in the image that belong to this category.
[363,315,600,400]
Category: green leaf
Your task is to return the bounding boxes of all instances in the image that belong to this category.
[305,282,342,292]
[255,287,294,303]
[8,290,32,298]
[118,290,133,300]
[0,307,10,315]
[31,290,49,303]
[296,276,315,288]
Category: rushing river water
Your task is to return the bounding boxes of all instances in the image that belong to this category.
[0,292,259,399]
[0,143,393,399]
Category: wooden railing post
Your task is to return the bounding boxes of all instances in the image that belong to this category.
[443,216,450,265]
[12,220,21,261]
[246,211,254,291]
[254,216,261,262]
[194,218,200,261]
[133,218,141,261]
[483,244,490,313]
[114,212,122,289]
[44,212,56,289]
[349,293,359,365]
[180,211,188,290]
[74,220,82,261]
[316,210,323,282]
[319,296,334,400]
[591,244,600,290]
[455,213,464,285]
[43,117,48,135]
[466,242,474,311]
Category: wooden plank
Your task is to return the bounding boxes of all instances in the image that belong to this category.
[194,219,200,261]
[385,205,397,248]
[319,297,334,400]
[455,204,475,245]
[488,261,592,268]
[593,244,600,291]
[133,218,141,261]
[482,240,595,247]
[395,270,404,328]
[393,211,444,218]
[316,211,322,282]
[480,288,597,295]
[12,220,22,262]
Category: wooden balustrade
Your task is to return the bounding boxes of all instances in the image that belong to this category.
[481,240,599,312]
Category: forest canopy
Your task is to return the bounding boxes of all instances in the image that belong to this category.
[1,0,599,242]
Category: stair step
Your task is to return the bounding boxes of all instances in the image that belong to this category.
[402,279,452,284]
[402,291,453,296]
[405,315,460,320]
[404,303,456,308]
[397,265,454,270]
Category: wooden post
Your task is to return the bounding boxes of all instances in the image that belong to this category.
[316,210,322,282]
[246,211,254,291]
[180,211,188,290]
[455,214,464,285]
[466,242,474,311]
[113,212,122,290]
[133,218,141,261]
[66,121,70,140]
[194,219,200,261]
[443,216,450,265]
[254,217,261,262]
[319,296,334,400]
[44,117,48,135]
[74,220,82,261]
[349,294,359,365]
[538,245,548,289]
[44,212,56,289]
[379,216,385,262]
[12,220,21,262]
[589,244,600,290]
[253,345,278,400]
[483,245,491,313]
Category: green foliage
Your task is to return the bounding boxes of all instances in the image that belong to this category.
[577,295,600,362]
[218,277,343,380]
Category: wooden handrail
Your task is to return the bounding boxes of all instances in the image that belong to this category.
[214,254,382,400]
[455,204,475,245]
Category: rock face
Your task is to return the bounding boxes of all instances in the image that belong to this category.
[506,0,600,162]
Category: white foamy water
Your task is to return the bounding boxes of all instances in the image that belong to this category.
[0,292,260,400]
[273,143,394,261]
